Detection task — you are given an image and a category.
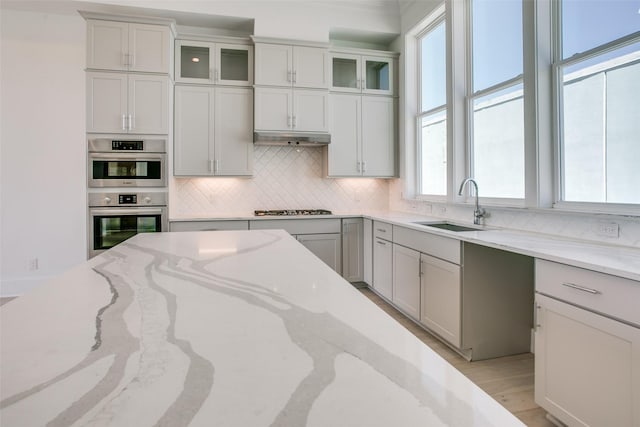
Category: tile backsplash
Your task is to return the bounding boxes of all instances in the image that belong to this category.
[170,145,390,217]
[389,180,640,248]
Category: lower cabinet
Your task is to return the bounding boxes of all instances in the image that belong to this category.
[535,294,640,427]
[372,237,393,300]
[341,218,363,282]
[297,233,341,273]
[420,253,461,348]
[392,244,420,319]
[170,220,249,231]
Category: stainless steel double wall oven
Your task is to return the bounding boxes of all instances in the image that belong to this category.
[87,137,168,258]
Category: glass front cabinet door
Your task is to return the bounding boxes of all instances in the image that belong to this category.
[175,40,253,86]
[331,53,394,96]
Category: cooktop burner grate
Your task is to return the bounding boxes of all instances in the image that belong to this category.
[254,209,333,216]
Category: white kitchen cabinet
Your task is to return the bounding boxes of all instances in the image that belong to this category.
[174,85,253,176]
[297,233,341,273]
[420,253,461,347]
[255,43,329,88]
[86,20,171,74]
[535,260,640,427]
[372,221,393,300]
[86,71,169,134]
[392,244,421,320]
[331,52,394,96]
[535,294,640,427]
[342,218,364,282]
[175,40,253,86]
[170,220,249,231]
[327,94,395,177]
[363,218,373,286]
[254,87,328,132]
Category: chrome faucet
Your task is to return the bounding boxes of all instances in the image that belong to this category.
[458,178,485,225]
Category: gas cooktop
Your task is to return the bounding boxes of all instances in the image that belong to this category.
[254,209,333,216]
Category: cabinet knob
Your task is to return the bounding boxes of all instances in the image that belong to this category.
[143,197,152,204]
[104,197,112,204]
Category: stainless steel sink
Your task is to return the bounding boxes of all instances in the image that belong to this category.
[412,221,485,232]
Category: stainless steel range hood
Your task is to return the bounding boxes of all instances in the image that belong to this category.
[253,131,331,146]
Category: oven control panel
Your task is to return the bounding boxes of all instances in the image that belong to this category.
[88,192,167,207]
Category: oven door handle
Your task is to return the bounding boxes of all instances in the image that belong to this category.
[90,208,165,216]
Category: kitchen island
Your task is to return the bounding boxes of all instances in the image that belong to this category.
[0,230,524,426]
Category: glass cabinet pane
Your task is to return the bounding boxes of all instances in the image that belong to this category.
[180,45,210,80]
[220,48,249,81]
[365,60,390,91]
[332,57,358,88]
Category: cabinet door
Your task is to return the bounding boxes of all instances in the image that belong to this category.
[293,46,329,88]
[392,244,421,320]
[175,40,215,84]
[217,44,253,86]
[372,238,393,300]
[86,20,128,71]
[86,71,128,133]
[342,218,364,282]
[128,74,169,134]
[174,85,214,175]
[362,56,394,95]
[128,23,171,74]
[328,94,361,176]
[255,43,292,86]
[362,96,395,177]
[293,90,329,132]
[420,253,461,347]
[214,87,253,176]
[297,234,341,273]
[331,53,362,93]
[535,294,640,427]
[363,218,373,286]
[254,87,293,131]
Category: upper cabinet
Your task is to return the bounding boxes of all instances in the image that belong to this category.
[86,19,172,74]
[254,43,329,89]
[331,52,395,96]
[175,40,253,86]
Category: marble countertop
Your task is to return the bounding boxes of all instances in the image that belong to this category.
[0,230,524,427]
[171,211,640,282]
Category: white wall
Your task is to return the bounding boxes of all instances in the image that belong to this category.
[1,8,87,296]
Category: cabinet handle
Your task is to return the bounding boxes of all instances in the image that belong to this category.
[214,69,219,82]
[362,161,367,172]
[376,240,386,246]
[128,114,133,131]
[376,228,386,233]
[357,161,361,173]
[561,282,601,295]
[122,114,127,131]
[214,159,220,172]
[361,78,366,89]
[293,70,297,83]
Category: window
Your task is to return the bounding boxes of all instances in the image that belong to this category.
[557,1,640,205]
[418,18,447,196]
[469,0,524,200]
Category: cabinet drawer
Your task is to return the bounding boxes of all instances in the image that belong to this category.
[536,259,640,327]
[393,226,460,265]
[249,218,341,235]
[373,221,393,240]
[170,220,249,232]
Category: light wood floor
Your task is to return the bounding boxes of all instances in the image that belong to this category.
[359,287,555,427]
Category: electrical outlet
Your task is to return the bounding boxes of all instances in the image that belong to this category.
[597,222,619,238]
[28,257,39,271]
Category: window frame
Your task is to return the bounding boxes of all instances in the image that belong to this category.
[416,12,448,202]
[552,0,640,213]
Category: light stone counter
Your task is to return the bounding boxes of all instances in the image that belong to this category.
[172,211,640,281]
[0,230,524,427]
